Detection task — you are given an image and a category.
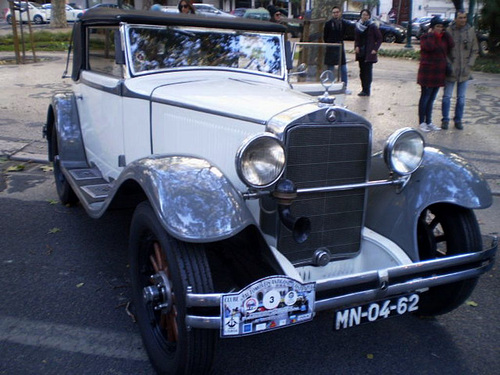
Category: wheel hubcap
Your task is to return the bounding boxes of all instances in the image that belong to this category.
[143,270,172,312]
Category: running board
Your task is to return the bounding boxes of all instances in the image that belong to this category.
[81,184,112,199]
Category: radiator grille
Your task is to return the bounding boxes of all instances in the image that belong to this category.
[278,124,370,265]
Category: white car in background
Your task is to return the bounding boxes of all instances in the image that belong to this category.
[42,4,85,22]
[193,3,235,17]
[5,2,49,24]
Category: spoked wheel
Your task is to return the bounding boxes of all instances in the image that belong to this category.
[416,204,482,316]
[50,129,78,205]
[129,202,217,375]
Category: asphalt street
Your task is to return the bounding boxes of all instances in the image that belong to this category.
[0,38,499,374]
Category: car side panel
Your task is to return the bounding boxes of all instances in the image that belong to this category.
[76,72,125,181]
[151,102,266,192]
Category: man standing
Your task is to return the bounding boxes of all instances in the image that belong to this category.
[441,10,478,130]
[323,6,351,94]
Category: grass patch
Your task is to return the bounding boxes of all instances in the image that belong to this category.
[0,30,71,52]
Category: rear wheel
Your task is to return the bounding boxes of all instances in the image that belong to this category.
[6,15,12,24]
[416,204,482,316]
[50,129,78,205]
[33,15,43,24]
[129,202,217,375]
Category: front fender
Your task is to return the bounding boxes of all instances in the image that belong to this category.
[121,155,256,242]
[366,146,492,261]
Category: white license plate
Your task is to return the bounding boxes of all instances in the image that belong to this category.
[334,294,419,330]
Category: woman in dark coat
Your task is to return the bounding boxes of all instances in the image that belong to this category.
[417,16,454,132]
[354,9,382,96]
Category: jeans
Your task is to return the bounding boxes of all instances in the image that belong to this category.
[358,61,373,94]
[442,80,468,123]
[326,64,348,87]
[418,86,440,124]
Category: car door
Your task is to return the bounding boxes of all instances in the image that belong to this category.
[75,27,125,181]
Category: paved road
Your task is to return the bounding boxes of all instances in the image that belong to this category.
[0,49,499,374]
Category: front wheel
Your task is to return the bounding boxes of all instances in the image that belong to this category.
[33,15,43,24]
[384,33,396,43]
[6,15,12,24]
[129,202,217,375]
[478,39,489,57]
[416,204,482,316]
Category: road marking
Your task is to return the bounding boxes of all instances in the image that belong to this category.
[0,315,148,361]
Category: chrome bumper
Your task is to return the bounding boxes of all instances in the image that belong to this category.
[185,235,497,330]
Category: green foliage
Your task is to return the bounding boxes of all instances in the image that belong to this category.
[0,31,71,52]
[480,0,500,54]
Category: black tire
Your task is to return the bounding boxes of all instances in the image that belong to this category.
[384,33,396,43]
[51,129,78,205]
[6,15,12,25]
[129,202,217,375]
[478,39,489,57]
[33,15,43,24]
[416,204,482,316]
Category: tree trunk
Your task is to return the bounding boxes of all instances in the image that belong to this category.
[50,0,68,28]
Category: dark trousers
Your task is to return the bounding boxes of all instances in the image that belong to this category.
[418,86,440,124]
[358,61,374,94]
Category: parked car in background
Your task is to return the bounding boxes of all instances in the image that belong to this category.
[193,3,234,17]
[232,7,270,21]
[411,16,432,36]
[416,18,453,39]
[342,12,407,43]
[5,1,49,24]
[376,18,407,43]
[42,4,85,22]
[88,3,134,10]
[45,7,497,375]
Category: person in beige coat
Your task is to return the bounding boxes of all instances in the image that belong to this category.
[441,10,478,130]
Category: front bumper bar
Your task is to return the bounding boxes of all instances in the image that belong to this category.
[185,235,497,329]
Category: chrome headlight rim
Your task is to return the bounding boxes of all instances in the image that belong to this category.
[236,133,286,189]
[384,127,425,176]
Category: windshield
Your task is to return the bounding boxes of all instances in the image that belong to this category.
[125,25,283,78]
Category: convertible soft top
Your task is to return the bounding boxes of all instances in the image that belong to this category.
[79,8,287,33]
[70,8,287,80]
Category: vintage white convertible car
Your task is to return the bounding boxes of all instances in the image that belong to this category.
[45,8,497,375]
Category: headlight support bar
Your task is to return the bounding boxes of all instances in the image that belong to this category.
[242,176,409,200]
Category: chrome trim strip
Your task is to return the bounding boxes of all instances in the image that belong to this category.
[242,178,406,199]
[183,236,497,330]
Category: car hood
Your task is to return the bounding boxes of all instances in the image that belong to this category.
[127,73,316,123]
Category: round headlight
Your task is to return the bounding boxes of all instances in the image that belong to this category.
[384,128,425,175]
[236,134,286,188]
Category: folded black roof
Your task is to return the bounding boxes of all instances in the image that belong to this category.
[80,8,287,33]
